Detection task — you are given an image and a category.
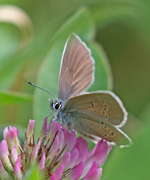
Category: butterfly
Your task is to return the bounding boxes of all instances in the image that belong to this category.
[28,33,132,148]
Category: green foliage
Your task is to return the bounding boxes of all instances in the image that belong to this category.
[0,91,32,104]
[0,0,150,179]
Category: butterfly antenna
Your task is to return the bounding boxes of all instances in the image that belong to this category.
[27,81,58,100]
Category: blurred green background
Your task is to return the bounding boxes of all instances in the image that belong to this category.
[0,0,149,179]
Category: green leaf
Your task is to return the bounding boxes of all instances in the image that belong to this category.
[0,91,32,104]
[139,101,150,123]
[90,0,144,29]
[88,42,113,91]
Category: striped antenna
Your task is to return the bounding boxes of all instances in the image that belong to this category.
[27,81,58,100]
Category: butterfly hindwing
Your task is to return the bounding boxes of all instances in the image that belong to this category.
[62,91,132,147]
[69,113,131,147]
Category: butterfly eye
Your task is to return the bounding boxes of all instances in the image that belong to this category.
[53,102,62,110]
[55,103,60,110]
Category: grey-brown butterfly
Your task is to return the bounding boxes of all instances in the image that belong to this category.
[29,33,132,148]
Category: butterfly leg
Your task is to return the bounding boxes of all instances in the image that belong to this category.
[59,117,64,130]
[47,110,53,118]
[68,126,75,132]
[60,118,63,125]
[52,118,58,122]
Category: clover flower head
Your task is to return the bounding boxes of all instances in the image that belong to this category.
[0,118,112,180]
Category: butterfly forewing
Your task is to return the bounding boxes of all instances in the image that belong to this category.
[63,91,127,127]
[58,33,95,101]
